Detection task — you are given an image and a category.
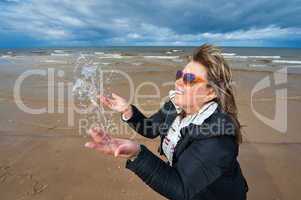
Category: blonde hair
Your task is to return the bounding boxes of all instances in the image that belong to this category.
[192,44,242,143]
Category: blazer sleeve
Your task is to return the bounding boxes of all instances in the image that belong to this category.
[121,100,175,139]
[126,136,236,200]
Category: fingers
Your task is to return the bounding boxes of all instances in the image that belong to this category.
[99,92,124,104]
[85,135,139,159]
[114,144,129,158]
[111,92,119,99]
[114,147,120,157]
[85,141,112,155]
[88,127,110,143]
[85,141,97,149]
[111,93,123,101]
[88,127,103,143]
[114,142,139,158]
[114,142,126,157]
[99,95,113,107]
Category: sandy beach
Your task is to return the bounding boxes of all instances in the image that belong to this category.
[0,50,301,200]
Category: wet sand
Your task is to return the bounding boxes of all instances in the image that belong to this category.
[0,59,301,200]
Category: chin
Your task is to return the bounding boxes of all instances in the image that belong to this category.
[174,95,186,109]
[175,94,196,110]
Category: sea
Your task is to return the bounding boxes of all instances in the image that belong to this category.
[0,46,301,74]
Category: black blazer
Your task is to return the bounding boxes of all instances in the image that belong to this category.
[124,100,248,200]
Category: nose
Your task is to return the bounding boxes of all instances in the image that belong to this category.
[175,78,184,88]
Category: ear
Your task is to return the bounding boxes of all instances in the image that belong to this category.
[205,87,217,102]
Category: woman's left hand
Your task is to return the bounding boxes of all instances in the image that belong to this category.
[85,127,140,159]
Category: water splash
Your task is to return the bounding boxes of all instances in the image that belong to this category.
[72,54,114,131]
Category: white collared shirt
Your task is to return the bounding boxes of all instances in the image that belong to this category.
[162,90,218,166]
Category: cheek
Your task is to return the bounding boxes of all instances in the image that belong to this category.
[185,85,205,96]
[191,85,209,101]
[174,85,209,106]
[175,87,197,104]
[195,86,208,95]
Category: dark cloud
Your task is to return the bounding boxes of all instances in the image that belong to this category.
[0,0,300,47]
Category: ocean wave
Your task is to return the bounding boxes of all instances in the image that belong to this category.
[51,53,71,56]
[249,56,281,59]
[224,55,281,59]
[0,55,12,59]
[100,62,111,65]
[249,64,268,68]
[54,49,72,53]
[31,50,48,55]
[43,60,68,64]
[172,59,184,63]
[165,49,182,54]
[94,52,105,55]
[221,53,236,56]
[143,56,179,59]
[171,49,182,52]
[97,53,123,59]
[54,50,65,53]
[223,55,249,59]
[272,60,301,64]
[90,62,111,66]
[0,58,12,64]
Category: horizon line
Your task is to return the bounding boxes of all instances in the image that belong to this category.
[1,45,301,50]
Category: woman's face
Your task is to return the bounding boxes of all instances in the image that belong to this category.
[174,61,216,113]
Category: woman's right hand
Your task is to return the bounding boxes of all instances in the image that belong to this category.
[99,93,133,118]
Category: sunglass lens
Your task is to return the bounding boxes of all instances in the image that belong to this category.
[176,70,183,80]
[183,73,196,84]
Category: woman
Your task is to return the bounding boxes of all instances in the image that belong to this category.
[85,44,249,200]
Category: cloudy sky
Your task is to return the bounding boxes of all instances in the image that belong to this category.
[0,0,301,48]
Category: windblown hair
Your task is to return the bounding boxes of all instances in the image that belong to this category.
[192,44,242,143]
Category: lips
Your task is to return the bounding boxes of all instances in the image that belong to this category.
[175,88,184,95]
